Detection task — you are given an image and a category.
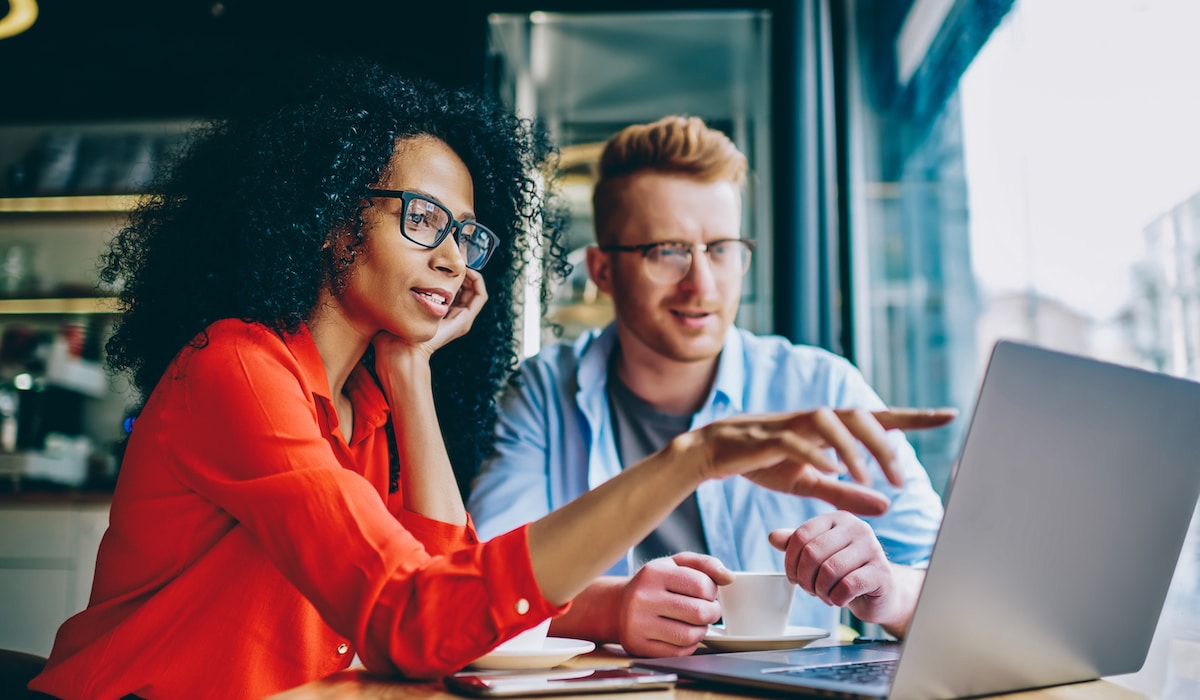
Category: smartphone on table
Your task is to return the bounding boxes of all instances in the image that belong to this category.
[444,666,677,697]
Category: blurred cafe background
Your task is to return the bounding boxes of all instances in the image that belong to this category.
[1,0,1198,696]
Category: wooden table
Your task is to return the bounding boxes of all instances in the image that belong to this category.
[267,648,1148,700]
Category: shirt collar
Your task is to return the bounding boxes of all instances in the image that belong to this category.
[286,323,332,400]
[285,324,389,439]
[711,325,746,413]
[576,323,746,414]
[577,324,619,397]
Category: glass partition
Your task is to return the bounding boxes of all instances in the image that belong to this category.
[487,11,772,353]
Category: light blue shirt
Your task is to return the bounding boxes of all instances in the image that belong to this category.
[468,324,944,631]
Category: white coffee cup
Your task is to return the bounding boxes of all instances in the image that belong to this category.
[717,571,796,636]
[494,617,552,652]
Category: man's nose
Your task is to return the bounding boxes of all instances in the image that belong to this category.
[676,248,719,291]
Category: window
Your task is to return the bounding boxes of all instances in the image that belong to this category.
[845,1,1200,695]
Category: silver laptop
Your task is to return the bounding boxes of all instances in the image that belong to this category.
[635,340,1200,699]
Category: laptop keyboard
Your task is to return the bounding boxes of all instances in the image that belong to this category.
[781,659,898,685]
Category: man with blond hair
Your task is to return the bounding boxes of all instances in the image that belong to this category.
[468,116,943,657]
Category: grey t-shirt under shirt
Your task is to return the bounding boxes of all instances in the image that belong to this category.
[606,371,709,567]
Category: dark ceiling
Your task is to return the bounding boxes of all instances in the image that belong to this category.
[0,0,776,124]
[0,0,502,123]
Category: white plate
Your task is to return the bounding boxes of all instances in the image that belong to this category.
[702,625,829,652]
[469,637,597,670]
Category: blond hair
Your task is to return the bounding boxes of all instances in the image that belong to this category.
[592,115,747,244]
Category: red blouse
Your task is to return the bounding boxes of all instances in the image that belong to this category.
[30,320,564,700]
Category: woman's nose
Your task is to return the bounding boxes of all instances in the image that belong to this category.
[431,229,467,274]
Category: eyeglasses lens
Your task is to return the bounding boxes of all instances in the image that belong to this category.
[645,241,751,284]
[458,223,492,270]
[403,197,451,247]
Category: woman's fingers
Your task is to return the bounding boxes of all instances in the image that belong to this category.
[801,476,891,515]
[697,406,957,496]
[838,409,900,487]
[462,269,487,309]
[872,408,957,431]
[742,462,890,516]
[827,408,957,486]
[449,270,486,318]
[786,409,898,486]
[438,271,488,342]
[806,409,865,481]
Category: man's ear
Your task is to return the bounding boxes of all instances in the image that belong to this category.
[585,245,615,296]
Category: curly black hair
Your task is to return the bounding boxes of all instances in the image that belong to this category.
[100,58,570,496]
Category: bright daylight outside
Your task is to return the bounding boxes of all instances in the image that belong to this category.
[962,0,1200,377]
[959,2,1200,697]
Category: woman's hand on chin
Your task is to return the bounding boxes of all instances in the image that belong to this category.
[375,270,489,369]
[431,269,488,350]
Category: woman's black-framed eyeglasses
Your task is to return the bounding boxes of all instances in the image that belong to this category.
[365,188,500,271]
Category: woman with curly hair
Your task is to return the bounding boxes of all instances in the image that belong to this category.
[30,59,945,699]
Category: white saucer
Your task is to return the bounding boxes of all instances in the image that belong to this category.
[469,637,596,670]
[702,625,829,652]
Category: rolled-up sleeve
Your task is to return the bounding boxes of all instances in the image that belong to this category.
[169,328,565,678]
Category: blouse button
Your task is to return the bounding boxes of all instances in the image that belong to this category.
[337,643,349,655]
[515,598,530,615]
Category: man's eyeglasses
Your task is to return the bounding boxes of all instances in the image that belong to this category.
[599,239,755,285]
[365,189,500,271]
